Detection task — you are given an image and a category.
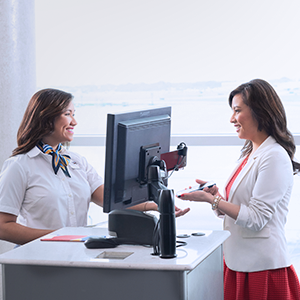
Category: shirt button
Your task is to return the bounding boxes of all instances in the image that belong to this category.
[69,194,72,197]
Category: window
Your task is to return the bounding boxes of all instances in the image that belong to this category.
[36,0,300,274]
[35,0,300,137]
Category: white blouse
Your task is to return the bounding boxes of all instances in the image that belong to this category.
[0,146,103,229]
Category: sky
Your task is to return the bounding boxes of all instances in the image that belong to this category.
[35,0,300,87]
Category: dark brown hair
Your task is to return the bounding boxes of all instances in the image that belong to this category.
[229,79,299,174]
[12,88,73,156]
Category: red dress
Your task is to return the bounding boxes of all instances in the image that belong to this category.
[224,156,300,300]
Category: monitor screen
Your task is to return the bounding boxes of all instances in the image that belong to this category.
[103,107,172,213]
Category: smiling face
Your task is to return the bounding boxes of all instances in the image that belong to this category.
[230,94,260,142]
[42,101,77,149]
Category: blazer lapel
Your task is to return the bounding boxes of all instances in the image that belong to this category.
[227,157,256,203]
[225,136,276,203]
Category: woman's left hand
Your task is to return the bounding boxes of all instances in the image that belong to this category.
[179,190,213,203]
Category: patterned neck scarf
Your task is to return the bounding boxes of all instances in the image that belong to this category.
[37,141,71,177]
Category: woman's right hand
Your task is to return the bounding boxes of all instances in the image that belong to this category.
[195,179,219,196]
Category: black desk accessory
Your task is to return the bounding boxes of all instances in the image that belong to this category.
[108,209,158,246]
[84,237,119,249]
[158,189,176,258]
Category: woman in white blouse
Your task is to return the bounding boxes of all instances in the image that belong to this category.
[0,88,189,245]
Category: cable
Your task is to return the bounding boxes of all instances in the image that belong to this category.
[176,240,187,248]
[152,220,188,256]
[165,142,187,179]
[164,155,185,179]
[152,219,161,256]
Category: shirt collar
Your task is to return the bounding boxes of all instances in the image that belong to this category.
[27,146,41,158]
[27,145,69,158]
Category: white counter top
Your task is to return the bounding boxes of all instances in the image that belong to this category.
[0,226,230,271]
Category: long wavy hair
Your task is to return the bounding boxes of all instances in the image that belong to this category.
[229,79,300,175]
[12,88,73,156]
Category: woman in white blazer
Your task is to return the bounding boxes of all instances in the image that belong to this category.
[179,79,300,300]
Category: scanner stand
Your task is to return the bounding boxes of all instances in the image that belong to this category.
[108,161,177,258]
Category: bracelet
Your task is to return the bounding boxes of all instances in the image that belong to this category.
[211,195,222,210]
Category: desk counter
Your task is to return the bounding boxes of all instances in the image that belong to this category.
[0,226,230,300]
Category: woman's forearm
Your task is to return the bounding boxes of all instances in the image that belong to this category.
[0,212,55,245]
[0,222,55,245]
[208,195,240,220]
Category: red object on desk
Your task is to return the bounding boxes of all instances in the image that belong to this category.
[41,235,89,242]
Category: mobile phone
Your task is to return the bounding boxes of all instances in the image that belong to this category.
[176,181,216,198]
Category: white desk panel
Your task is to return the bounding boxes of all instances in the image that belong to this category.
[0,227,229,271]
[0,226,230,300]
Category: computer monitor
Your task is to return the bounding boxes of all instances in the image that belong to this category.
[103,106,172,213]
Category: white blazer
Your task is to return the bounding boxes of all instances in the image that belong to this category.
[222,136,294,272]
